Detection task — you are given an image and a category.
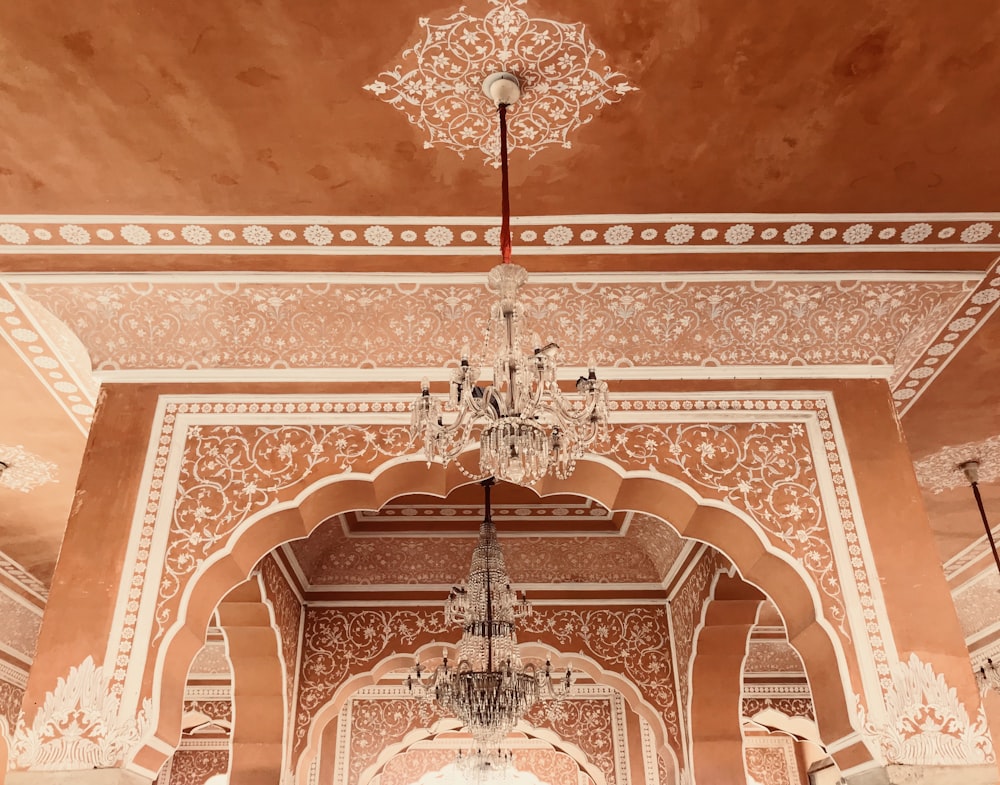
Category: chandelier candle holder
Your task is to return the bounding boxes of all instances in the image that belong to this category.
[406,478,574,745]
[410,72,610,487]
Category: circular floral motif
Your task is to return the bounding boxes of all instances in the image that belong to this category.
[303,225,333,246]
[425,226,454,247]
[520,229,537,242]
[95,228,114,241]
[878,228,896,240]
[640,228,658,241]
[181,225,212,245]
[0,298,16,312]
[54,381,79,393]
[401,230,418,243]
[819,227,837,240]
[33,355,58,369]
[724,223,754,245]
[900,222,932,244]
[843,223,873,244]
[783,223,813,244]
[279,229,297,241]
[700,228,718,241]
[961,222,993,243]
[909,367,935,379]
[937,227,956,239]
[943,332,959,342]
[924,357,939,365]
[59,224,91,245]
[926,342,954,356]
[971,288,1000,305]
[544,226,572,246]
[580,229,598,242]
[364,225,393,246]
[665,224,694,245]
[218,229,236,242]
[340,229,358,242]
[484,227,502,246]
[949,317,976,332]
[33,228,52,240]
[893,388,916,400]
[11,328,38,342]
[243,225,272,245]
[0,224,29,244]
[157,229,175,241]
[905,380,920,388]
[461,230,477,242]
[760,227,777,240]
[604,224,633,245]
[966,306,983,316]
[121,225,151,245]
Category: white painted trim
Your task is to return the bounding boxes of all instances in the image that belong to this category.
[2,269,981,285]
[4,243,1000,256]
[91,363,896,384]
[304,596,670,607]
[2,211,1000,223]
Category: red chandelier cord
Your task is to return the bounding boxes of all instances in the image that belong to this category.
[499,103,512,265]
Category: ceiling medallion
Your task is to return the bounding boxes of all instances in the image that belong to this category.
[410,73,610,487]
[363,0,637,165]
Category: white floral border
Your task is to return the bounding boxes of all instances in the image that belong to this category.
[0,215,998,254]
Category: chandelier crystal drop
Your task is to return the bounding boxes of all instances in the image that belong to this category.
[406,478,574,745]
[410,73,610,487]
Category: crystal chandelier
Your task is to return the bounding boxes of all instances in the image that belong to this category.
[455,748,514,785]
[406,478,573,745]
[410,73,610,488]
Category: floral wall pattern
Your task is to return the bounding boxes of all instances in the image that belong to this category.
[259,554,303,769]
[18,278,964,372]
[155,748,229,785]
[296,605,679,768]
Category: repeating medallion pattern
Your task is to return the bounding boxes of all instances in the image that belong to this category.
[18,278,964,373]
[0,216,996,254]
[363,0,637,163]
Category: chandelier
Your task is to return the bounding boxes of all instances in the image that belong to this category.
[410,72,610,487]
[455,748,514,785]
[406,478,573,745]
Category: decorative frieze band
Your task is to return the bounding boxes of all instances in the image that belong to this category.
[0,214,998,254]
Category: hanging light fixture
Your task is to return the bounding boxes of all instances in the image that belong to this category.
[406,478,574,745]
[455,747,514,785]
[410,72,610,488]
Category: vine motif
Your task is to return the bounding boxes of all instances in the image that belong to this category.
[742,696,815,722]
[260,555,302,754]
[182,698,232,725]
[744,741,795,785]
[601,420,847,638]
[20,279,963,372]
[668,550,722,766]
[156,749,229,785]
[153,423,412,642]
[295,606,680,766]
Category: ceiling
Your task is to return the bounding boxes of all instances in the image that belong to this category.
[0,0,998,651]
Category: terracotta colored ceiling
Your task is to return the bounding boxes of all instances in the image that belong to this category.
[0,0,998,619]
[0,0,998,218]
